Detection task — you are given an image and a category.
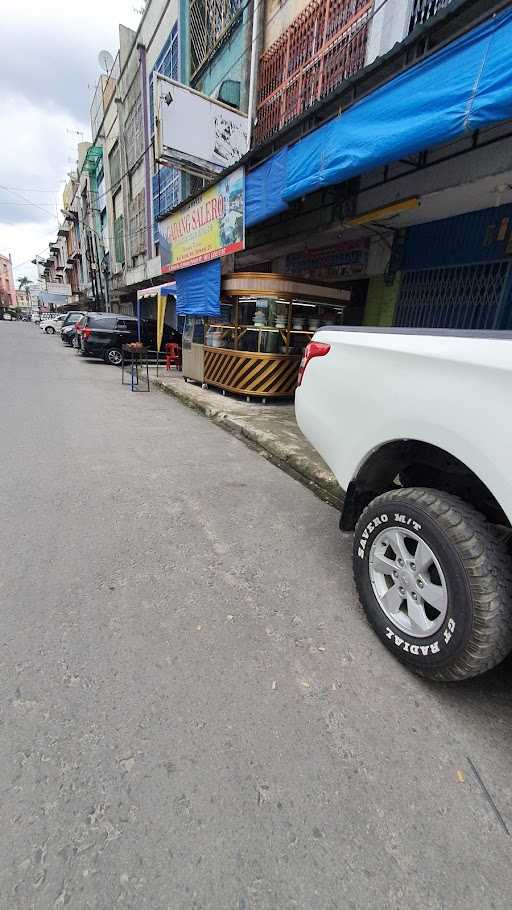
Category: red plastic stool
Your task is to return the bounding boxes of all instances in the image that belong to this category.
[165,342,182,371]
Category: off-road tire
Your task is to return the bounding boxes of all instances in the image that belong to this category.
[353,487,512,681]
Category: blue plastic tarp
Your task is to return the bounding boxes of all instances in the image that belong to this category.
[245,148,289,227]
[284,8,512,202]
[39,291,68,308]
[175,259,221,316]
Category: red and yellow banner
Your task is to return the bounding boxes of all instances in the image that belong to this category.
[159,168,244,272]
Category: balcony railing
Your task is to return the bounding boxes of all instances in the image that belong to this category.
[409,0,453,32]
[255,0,372,145]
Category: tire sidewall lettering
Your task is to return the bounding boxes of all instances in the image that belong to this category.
[384,624,453,656]
[356,506,464,662]
[358,514,389,559]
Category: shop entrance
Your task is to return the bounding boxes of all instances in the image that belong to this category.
[395,260,512,329]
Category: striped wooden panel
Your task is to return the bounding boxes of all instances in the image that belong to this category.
[204,348,301,398]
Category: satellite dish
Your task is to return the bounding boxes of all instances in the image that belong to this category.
[98,50,115,74]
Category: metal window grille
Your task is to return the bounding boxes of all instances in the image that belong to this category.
[149,24,179,129]
[409,0,453,33]
[255,0,371,145]
[149,24,181,242]
[109,145,121,191]
[395,261,512,330]
[152,166,182,240]
[124,76,144,172]
[129,190,146,256]
[114,215,125,265]
[189,175,206,196]
[190,0,243,77]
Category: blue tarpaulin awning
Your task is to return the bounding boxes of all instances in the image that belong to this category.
[283,8,512,202]
[39,290,69,308]
[245,148,289,227]
[175,259,221,316]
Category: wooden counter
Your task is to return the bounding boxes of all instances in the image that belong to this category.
[204,346,301,398]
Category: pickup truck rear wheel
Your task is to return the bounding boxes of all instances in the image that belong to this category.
[353,488,512,681]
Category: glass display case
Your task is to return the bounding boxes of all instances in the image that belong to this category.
[182,315,206,383]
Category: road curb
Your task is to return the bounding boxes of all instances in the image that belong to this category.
[152,377,344,509]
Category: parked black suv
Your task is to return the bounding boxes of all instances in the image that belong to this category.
[80,313,180,365]
[61,311,85,345]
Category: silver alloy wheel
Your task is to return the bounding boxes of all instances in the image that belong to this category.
[368,526,448,637]
[45,326,55,334]
[107,349,122,366]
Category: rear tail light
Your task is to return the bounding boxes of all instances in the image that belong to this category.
[297,341,331,386]
[82,326,92,338]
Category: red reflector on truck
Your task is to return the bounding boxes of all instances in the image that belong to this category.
[297,342,330,386]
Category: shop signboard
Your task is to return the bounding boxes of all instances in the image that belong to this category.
[154,74,248,177]
[159,168,245,273]
[285,239,369,280]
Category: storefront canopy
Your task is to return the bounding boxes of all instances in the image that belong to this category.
[137,282,177,300]
[245,148,289,227]
[283,7,512,202]
[242,8,512,226]
[175,259,221,316]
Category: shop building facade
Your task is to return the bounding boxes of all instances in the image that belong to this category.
[153,0,512,399]
[237,0,512,335]
[0,253,16,312]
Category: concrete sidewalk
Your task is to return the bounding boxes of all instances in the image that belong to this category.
[151,369,344,508]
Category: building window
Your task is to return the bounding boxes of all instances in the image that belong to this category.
[255,0,371,144]
[109,144,121,191]
[149,23,179,128]
[129,191,146,257]
[124,78,144,171]
[152,166,181,240]
[114,215,125,265]
[100,208,109,254]
[190,0,243,77]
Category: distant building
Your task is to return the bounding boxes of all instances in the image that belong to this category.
[16,283,41,313]
[0,253,16,311]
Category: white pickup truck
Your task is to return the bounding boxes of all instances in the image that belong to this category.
[295,327,512,682]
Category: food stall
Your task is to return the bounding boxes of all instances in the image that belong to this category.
[201,273,349,399]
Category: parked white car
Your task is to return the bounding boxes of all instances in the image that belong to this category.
[2,313,13,321]
[40,314,66,334]
[296,326,512,682]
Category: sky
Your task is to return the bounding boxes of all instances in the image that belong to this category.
[0,0,141,283]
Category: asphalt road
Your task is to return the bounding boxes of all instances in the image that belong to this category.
[2,322,512,910]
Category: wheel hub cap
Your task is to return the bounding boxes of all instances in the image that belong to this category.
[368,526,448,638]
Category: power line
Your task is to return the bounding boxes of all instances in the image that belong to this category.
[9,0,386,223]
[0,185,58,220]
[19,0,394,273]
[0,186,65,194]
[0,202,55,207]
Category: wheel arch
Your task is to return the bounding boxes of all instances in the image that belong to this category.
[341,439,508,531]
